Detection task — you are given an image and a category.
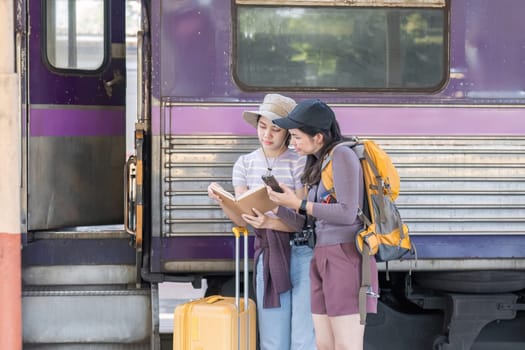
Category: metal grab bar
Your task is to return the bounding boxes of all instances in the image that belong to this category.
[124,155,137,237]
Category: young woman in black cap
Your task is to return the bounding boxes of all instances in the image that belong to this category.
[269,99,379,350]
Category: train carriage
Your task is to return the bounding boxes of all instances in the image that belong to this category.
[0,0,524,349]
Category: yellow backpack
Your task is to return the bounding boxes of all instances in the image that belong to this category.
[321,138,415,324]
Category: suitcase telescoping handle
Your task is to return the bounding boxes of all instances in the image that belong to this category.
[232,226,250,350]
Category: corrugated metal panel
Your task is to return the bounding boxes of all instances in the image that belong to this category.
[378,137,525,235]
[161,136,261,236]
[160,136,525,237]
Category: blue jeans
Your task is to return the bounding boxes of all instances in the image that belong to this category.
[256,245,316,350]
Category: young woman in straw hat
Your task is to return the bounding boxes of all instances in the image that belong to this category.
[208,94,317,350]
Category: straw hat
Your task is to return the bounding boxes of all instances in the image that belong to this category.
[243,94,297,128]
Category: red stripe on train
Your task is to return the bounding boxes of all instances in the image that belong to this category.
[0,233,21,350]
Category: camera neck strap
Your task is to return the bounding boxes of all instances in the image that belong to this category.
[302,185,318,229]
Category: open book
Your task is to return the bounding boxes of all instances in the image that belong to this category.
[210,184,277,217]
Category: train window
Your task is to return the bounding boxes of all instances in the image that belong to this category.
[234,2,446,90]
[45,0,107,71]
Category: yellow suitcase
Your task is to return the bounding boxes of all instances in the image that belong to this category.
[173,227,256,350]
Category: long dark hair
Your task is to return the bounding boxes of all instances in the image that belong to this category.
[300,119,348,187]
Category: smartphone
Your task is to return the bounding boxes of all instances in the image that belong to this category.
[261,175,284,193]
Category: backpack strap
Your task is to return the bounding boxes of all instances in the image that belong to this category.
[320,140,358,199]
[359,244,373,325]
[362,147,386,224]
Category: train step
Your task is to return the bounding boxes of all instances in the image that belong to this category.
[22,286,152,349]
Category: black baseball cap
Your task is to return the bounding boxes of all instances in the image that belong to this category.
[273,99,335,130]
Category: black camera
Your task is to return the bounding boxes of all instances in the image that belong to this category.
[305,226,316,249]
[293,225,315,249]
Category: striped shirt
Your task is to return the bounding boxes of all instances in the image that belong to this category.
[232,148,305,192]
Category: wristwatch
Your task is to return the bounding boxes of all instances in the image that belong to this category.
[298,199,307,215]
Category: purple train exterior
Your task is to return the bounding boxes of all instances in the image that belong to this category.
[149,0,525,266]
[16,0,525,349]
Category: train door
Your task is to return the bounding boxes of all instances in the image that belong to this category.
[25,0,126,230]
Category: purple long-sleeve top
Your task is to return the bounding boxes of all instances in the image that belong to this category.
[277,145,364,245]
